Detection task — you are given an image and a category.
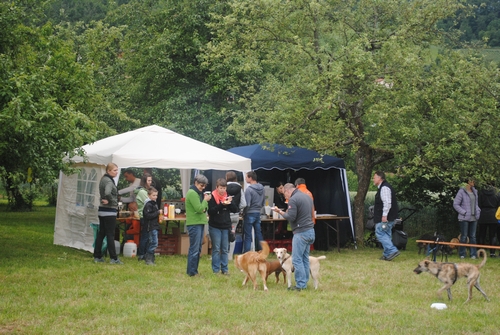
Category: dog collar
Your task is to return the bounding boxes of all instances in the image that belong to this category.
[281,255,291,266]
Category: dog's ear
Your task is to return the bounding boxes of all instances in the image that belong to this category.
[424,260,431,266]
[273,248,278,253]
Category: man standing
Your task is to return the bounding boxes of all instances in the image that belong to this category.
[243,171,265,252]
[118,169,141,211]
[373,171,400,261]
[295,178,316,224]
[273,183,315,291]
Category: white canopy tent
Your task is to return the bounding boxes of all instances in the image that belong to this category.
[54,125,251,252]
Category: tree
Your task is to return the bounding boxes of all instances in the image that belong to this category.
[202,0,500,245]
[0,1,122,210]
[104,0,243,148]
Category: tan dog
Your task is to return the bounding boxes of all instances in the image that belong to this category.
[234,241,270,291]
[265,260,286,284]
[413,249,489,303]
[273,247,326,289]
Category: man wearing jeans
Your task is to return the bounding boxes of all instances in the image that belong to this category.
[243,171,265,252]
[274,183,315,291]
[373,171,400,261]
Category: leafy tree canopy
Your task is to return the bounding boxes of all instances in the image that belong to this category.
[202,0,500,244]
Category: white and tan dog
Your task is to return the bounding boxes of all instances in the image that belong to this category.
[273,247,326,289]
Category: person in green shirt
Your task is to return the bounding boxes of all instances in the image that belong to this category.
[185,174,211,276]
[134,173,152,261]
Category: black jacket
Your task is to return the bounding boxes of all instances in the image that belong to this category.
[374,180,399,223]
[478,187,500,224]
[226,182,243,213]
[208,197,238,229]
[143,199,161,232]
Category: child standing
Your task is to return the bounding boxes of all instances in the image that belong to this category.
[143,187,161,265]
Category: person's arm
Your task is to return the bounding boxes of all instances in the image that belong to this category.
[118,178,141,195]
[239,189,247,210]
[280,198,297,222]
[453,189,466,215]
[187,190,208,214]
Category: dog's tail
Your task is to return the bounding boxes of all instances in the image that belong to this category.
[477,249,487,269]
[259,241,270,260]
[316,256,326,261]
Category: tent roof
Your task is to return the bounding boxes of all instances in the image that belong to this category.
[227,144,345,171]
[70,125,251,171]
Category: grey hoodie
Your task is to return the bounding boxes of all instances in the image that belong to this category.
[244,183,265,214]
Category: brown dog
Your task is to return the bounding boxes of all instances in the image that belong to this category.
[265,260,286,284]
[234,241,270,291]
[413,249,489,303]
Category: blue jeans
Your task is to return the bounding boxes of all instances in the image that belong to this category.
[146,229,158,255]
[187,224,205,276]
[292,229,315,289]
[459,220,477,258]
[375,221,399,258]
[209,226,229,273]
[243,212,264,252]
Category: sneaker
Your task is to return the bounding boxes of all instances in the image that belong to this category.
[460,256,465,259]
[471,256,477,259]
[288,286,303,291]
[385,251,400,261]
[222,272,230,276]
[110,258,124,265]
[379,256,387,261]
[94,257,105,263]
[490,254,496,258]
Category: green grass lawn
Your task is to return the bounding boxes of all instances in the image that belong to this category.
[0,205,499,334]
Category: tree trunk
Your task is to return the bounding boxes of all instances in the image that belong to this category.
[353,144,374,246]
[5,177,33,211]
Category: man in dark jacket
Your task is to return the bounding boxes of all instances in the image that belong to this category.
[373,171,400,261]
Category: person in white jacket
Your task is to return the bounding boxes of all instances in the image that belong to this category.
[118,169,141,211]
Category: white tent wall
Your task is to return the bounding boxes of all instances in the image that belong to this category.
[54,163,105,252]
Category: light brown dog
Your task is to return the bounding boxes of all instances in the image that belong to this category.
[413,249,489,303]
[234,241,270,291]
[265,260,286,284]
[273,247,326,289]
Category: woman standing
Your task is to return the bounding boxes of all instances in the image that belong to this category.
[135,173,153,261]
[453,178,481,259]
[93,163,123,264]
[185,174,211,276]
[208,178,237,275]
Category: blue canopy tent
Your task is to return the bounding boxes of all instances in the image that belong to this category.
[227,144,355,250]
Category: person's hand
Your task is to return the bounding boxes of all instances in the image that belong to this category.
[204,193,212,201]
[101,199,108,205]
[128,202,138,212]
